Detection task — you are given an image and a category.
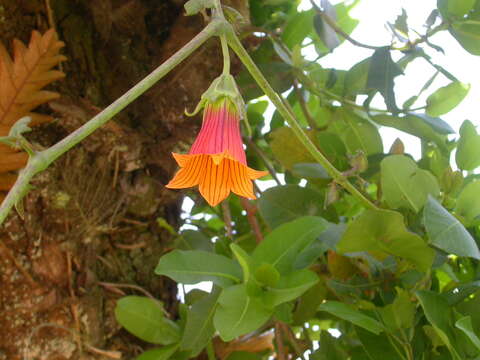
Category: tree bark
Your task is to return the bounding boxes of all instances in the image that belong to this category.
[0,0,246,358]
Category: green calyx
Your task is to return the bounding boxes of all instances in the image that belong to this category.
[185,74,246,119]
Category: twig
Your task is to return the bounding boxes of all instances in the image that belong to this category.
[0,20,222,226]
[274,322,287,360]
[221,201,233,239]
[98,282,157,301]
[240,198,263,243]
[0,239,36,286]
[226,26,378,210]
[66,252,83,355]
[292,79,319,130]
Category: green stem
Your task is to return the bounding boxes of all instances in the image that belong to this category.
[225,27,378,210]
[0,20,222,226]
[206,341,216,360]
[220,35,231,75]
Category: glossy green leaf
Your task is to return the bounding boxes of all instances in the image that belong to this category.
[424,196,480,259]
[293,281,328,324]
[175,230,213,251]
[355,327,403,360]
[264,269,319,306]
[337,209,435,271]
[426,81,470,117]
[450,21,480,55]
[455,316,480,351]
[456,120,480,170]
[252,216,328,274]
[115,296,180,345]
[181,291,219,356]
[380,288,416,330]
[344,57,370,95]
[214,284,273,341]
[319,301,384,334]
[155,250,242,287]
[136,345,179,360]
[366,47,403,113]
[258,185,325,228]
[416,290,461,359]
[282,9,315,49]
[254,263,280,287]
[455,180,480,224]
[381,155,440,212]
[438,0,476,17]
[269,127,316,170]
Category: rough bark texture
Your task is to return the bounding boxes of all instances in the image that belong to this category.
[0,0,247,358]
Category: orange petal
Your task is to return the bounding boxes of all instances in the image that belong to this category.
[229,159,256,200]
[172,153,191,167]
[166,154,206,189]
[199,156,231,206]
[247,167,269,180]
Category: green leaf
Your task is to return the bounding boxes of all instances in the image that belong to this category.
[310,331,348,360]
[455,316,480,351]
[416,290,461,359]
[337,209,435,271]
[230,243,253,283]
[371,113,449,151]
[181,291,219,356]
[293,281,328,324]
[366,47,403,113]
[344,58,370,95]
[264,269,319,307]
[214,284,273,341]
[313,1,340,51]
[258,185,325,228]
[456,120,480,171]
[450,21,480,55]
[136,345,179,360]
[175,230,213,251]
[426,81,470,117]
[254,263,280,287]
[381,155,440,212]
[424,196,480,259]
[380,288,416,330]
[282,10,315,49]
[331,109,383,156]
[252,216,328,274]
[184,0,214,15]
[319,301,384,334]
[455,180,480,224]
[438,0,476,17]
[155,250,242,287]
[355,327,403,360]
[269,127,316,170]
[115,296,180,345]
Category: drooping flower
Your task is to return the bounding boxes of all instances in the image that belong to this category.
[166,84,268,206]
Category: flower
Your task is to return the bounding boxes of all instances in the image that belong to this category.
[166,97,268,206]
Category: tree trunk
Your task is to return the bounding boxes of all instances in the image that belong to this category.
[0,0,246,358]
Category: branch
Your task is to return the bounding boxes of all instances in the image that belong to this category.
[0,20,222,226]
[226,26,378,210]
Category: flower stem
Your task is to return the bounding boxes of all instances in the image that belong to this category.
[0,20,222,226]
[225,26,378,210]
[220,34,231,75]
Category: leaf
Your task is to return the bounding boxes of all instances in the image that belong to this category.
[319,301,384,334]
[450,21,480,55]
[366,47,403,113]
[264,269,319,307]
[331,109,383,156]
[455,316,480,351]
[426,81,470,117]
[455,180,480,224]
[344,57,370,95]
[293,281,328,324]
[416,290,461,359]
[184,0,214,15]
[269,127,316,170]
[313,1,340,51]
[282,10,316,49]
[115,296,180,345]
[456,120,480,171]
[181,291,219,356]
[258,185,325,228]
[231,243,254,283]
[175,230,213,251]
[355,327,403,360]
[424,196,480,259]
[136,345,179,360]
[438,0,476,18]
[381,155,440,212]
[337,209,435,271]
[380,288,416,330]
[310,331,348,360]
[252,216,328,274]
[155,250,242,287]
[371,114,449,151]
[214,284,273,341]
